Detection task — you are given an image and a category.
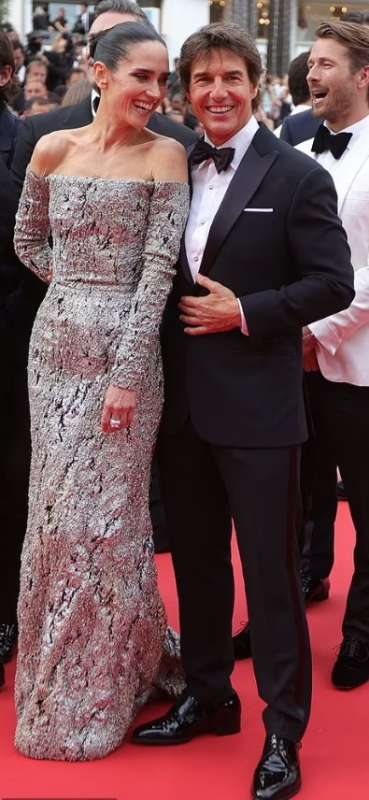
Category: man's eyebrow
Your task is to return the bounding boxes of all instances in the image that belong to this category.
[192,69,244,78]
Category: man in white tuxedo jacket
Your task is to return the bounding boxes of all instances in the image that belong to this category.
[298,20,369,690]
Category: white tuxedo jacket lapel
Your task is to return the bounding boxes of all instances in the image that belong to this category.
[297,127,369,215]
[335,138,369,215]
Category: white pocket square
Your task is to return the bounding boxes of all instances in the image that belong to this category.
[243,207,274,213]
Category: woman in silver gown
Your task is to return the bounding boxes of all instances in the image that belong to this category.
[13,22,189,761]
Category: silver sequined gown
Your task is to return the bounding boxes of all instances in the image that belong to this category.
[13,170,189,761]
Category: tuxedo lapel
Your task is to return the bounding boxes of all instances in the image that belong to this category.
[198,127,278,277]
[335,135,369,214]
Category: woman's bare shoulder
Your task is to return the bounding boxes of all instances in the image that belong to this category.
[149,135,188,182]
[29,128,79,177]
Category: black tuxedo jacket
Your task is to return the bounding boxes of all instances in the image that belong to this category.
[160,124,355,448]
[0,106,20,167]
[280,109,320,147]
[11,94,197,193]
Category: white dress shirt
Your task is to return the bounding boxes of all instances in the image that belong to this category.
[185,116,259,333]
[298,114,369,386]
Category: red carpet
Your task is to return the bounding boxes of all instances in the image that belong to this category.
[1,503,368,799]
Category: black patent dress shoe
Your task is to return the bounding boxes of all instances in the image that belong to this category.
[252,734,301,800]
[132,691,241,745]
[233,622,252,660]
[300,573,330,606]
[0,623,17,663]
[332,636,369,689]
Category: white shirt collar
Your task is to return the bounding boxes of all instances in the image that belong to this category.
[200,115,259,171]
[326,113,369,147]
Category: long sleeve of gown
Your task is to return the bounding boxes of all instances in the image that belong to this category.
[14,169,52,284]
[110,181,189,390]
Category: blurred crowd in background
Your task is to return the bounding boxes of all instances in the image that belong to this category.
[0,3,304,132]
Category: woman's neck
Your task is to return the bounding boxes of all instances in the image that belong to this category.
[90,102,143,150]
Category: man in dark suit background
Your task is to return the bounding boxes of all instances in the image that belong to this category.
[73,2,95,35]
[0,32,35,683]
[279,52,320,146]
[132,23,354,800]
[280,106,320,146]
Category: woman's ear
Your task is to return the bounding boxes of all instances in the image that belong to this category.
[93,61,109,91]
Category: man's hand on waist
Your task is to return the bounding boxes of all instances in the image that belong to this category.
[179,274,242,336]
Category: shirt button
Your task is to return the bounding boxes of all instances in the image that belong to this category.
[209,185,214,190]
[194,256,200,262]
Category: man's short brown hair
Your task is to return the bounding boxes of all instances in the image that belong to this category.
[179,22,263,92]
[315,20,369,75]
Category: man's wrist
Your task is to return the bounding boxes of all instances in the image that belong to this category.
[237,299,249,335]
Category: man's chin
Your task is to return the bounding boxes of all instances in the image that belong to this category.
[311,105,326,119]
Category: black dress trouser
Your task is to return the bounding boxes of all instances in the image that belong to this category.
[300,372,337,580]
[158,420,312,743]
[303,372,369,642]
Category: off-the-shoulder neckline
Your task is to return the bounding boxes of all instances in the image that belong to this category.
[27,168,188,187]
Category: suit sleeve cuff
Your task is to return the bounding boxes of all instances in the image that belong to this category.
[238,299,249,336]
[308,320,342,356]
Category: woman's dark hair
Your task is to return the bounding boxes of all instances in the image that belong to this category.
[90,20,165,69]
[179,22,263,92]
[0,31,15,106]
[94,0,147,21]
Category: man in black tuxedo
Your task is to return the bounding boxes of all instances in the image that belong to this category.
[10,0,196,555]
[132,23,354,800]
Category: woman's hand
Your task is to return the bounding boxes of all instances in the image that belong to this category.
[101,385,137,434]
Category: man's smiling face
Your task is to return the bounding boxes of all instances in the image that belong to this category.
[187,48,258,146]
[307,37,362,126]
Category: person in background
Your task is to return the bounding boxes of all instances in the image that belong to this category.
[277,51,320,142]
[26,57,49,86]
[24,78,49,102]
[0,31,28,688]
[12,41,26,86]
[67,66,86,87]
[32,4,51,33]
[52,7,69,32]
[61,77,91,107]
[73,2,94,35]
[23,96,58,117]
[43,33,75,90]
[298,21,369,689]
[167,56,181,100]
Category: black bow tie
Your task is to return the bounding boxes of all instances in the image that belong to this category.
[312,124,352,160]
[189,139,235,173]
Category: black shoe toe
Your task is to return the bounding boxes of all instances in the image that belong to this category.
[252,735,301,800]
